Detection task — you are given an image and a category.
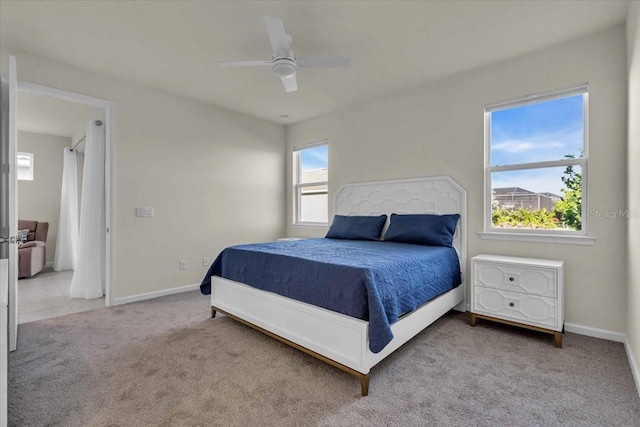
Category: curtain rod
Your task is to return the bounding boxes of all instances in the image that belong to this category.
[70,120,103,152]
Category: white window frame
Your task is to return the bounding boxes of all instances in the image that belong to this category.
[16,152,34,181]
[480,83,596,245]
[293,140,328,227]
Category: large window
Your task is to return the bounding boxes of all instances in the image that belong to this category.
[485,84,588,238]
[293,142,328,224]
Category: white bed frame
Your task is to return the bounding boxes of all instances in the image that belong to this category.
[211,176,467,395]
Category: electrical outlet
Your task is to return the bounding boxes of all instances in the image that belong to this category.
[179,260,187,270]
[203,257,210,267]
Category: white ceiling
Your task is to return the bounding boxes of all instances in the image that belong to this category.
[0,1,630,125]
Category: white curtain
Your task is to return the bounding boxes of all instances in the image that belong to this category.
[53,148,79,271]
[69,121,105,299]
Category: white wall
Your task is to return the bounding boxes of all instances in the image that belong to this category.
[287,26,628,334]
[2,50,285,300]
[626,2,640,384]
[17,131,69,264]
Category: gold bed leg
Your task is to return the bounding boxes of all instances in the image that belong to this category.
[359,374,369,396]
[554,331,562,348]
[470,313,477,327]
[211,307,216,319]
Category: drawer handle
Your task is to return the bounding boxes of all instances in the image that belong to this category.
[509,277,515,282]
[509,302,515,307]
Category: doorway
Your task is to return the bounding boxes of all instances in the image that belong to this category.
[16,82,113,322]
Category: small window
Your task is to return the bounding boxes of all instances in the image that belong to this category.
[485,84,588,236]
[17,152,34,181]
[293,142,328,224]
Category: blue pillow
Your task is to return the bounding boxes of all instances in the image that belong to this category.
[384,213,460,247]
[326,215,387,241]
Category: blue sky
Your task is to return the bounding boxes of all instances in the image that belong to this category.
[491,94,583,194]
[300,144,328,170]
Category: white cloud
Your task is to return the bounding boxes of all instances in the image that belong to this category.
[492,139,564,153]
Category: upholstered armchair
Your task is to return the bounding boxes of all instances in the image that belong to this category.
[18,220,49,279]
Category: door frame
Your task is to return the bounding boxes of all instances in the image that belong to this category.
[18,81,115,306]
[8,57,18,351]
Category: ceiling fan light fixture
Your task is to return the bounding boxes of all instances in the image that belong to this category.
[272,58,297,78]
[218,16,350,93]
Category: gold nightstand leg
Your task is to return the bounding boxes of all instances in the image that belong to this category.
[360,374,369,396]
[471,313,563,349]
[554,332,562,348]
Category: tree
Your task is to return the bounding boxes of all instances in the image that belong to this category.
[493,207,558,229]
[554,154,582,230]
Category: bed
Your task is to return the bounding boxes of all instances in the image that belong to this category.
[201,176,467,395]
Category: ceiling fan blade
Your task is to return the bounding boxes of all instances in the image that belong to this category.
[218,60,272,67]
[280,75,298,93]
[265,16,290,54]
[297,57,351,68]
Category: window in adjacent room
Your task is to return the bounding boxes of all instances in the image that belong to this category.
[293,142,328,225]
[484,83,588,238]
[16,152,34,181]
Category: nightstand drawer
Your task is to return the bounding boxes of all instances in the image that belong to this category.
[474,261,557,298]
[473,286,559,330]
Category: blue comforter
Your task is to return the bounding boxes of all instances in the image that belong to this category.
[200,238,461,353]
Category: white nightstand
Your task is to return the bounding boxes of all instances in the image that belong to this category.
[470,254,565,347]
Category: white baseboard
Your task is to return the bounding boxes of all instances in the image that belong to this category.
[464,306,626,343]
[624,337,640,399]
[564,322,625,343]
[111,283,200,306]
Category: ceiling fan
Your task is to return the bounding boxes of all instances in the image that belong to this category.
[218,16,351,93]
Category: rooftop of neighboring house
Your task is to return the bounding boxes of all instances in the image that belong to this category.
[494,187,561,199]
[301,168,327,183]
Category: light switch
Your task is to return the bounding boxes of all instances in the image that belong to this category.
[135,207,154,217]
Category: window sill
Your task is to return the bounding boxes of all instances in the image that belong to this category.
[291,223,329,229]
[478,231,597,246]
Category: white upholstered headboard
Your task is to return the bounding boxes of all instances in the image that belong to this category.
[334,176,467,284]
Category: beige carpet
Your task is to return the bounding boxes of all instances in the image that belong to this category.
[8,291,640,426]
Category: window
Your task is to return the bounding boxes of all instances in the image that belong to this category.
[17,152,34,181]
[293,142,328,224]
[484,83,589,239]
